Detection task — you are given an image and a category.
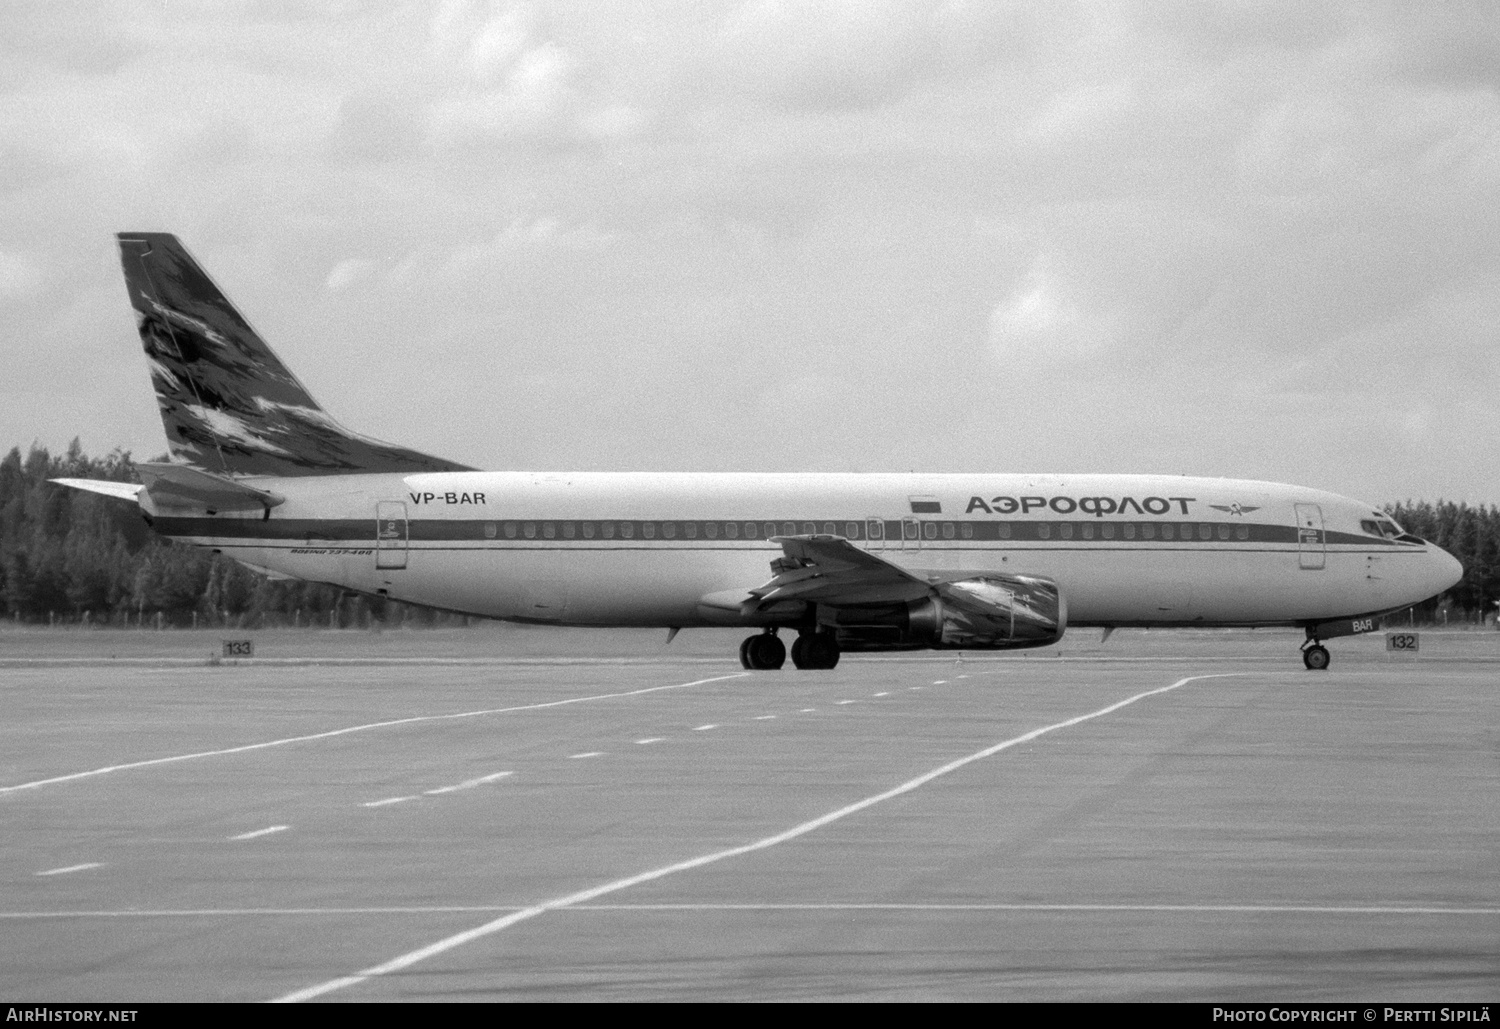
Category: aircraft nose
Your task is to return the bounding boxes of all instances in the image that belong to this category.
[1430,543,1464,595]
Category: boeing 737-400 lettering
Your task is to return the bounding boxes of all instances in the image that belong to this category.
[53,233,1463,671]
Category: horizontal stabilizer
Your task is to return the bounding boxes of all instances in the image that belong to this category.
[135,462,285,511]
[49,478,144,502]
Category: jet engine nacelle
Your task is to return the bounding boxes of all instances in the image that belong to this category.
[832,572,1066,651]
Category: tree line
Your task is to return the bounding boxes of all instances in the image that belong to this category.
[0,441,1494,628]
[0,442,463,628]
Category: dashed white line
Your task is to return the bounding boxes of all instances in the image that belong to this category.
[1,672,749,796]
[362,796,415,808]
[872,692,889,697]
[230,825,289,841]
[800,708,817,713]
[273,672,1246,1003]
[569,752,603,760]
[932,680,947,685]
[754,715,776,721]
[692,724,717,731]
[908,687,923,691]
[836,700,857,705]
[36,863,102,877]
[423,772,512,796]
[634,738,664,746]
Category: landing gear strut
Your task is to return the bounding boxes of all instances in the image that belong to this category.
[1301,636,1331,670]
[790,630,840,670]
[739,630,786,670]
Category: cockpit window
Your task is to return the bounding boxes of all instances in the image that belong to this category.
[1361,517,1404,538]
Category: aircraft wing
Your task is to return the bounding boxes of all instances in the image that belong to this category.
[745,535,936,609]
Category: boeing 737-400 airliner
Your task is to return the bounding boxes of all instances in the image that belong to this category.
[54,233,1463,670]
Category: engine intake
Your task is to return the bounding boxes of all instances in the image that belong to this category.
[831,573,1066,651]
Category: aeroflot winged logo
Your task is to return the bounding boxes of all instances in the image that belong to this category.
[965,495,1198,517]
[1209,503,1260,516]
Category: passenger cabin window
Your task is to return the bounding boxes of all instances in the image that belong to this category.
[997,524,1012,539]
[1081,524,1094,540]
[601,522,615,539]
[523,522,537,539]
[1160,523,1173,540]
[504,521,518,539]
[1217,524,1230,540]
[960,523,973,539]
[643,523,657,539]
[1141,523,1154,540]
[543,522,556,539]
[1059,523,1074,540]
[1198,524,1212,540]
[724,523,738,539]
[1037,523,1051,540]
[845,522,859,538]
[1123,523,1136,540]
[1101,523,1115,540]
[923,522,937,540]
[1236,525,1249,540]
[582,522,596,538]
[562,523,575,539]
[867,519,883,540]
[942,522,955,539]
[484,522,497,539]
[621,522,634,539]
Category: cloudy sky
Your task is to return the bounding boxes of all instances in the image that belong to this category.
[1,0,1496,504]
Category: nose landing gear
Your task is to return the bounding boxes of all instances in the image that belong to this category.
[1301,638,1331,670]
[739,630,786,670]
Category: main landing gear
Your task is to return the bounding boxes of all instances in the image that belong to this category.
[738,629,841,670]
[740,630,785,670]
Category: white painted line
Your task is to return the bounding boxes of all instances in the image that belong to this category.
[361,796,415,808]
[272,672,1244,1003]
[10,901,1499,919]
[872,692,889,697]
[423,772,512,796]
[754,715,776,721]
[230,825,289,841]
[634,738,663,746]
[909,686,922,691]
[36,863,102,877]
[1,673,749,796]
[800,708,817,713]
[836,700,857,705]
[692,724,716,731]
[932,680,947,685]
[957,675,970,679]
[568,752,603,760]
[569,903,1500,915]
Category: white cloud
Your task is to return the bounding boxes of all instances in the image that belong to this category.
[988,257,1112,369]
[0,250,43,300]
[325,258,377,292]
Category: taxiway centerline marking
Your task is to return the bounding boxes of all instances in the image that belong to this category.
[634,738,663,745]
[423,772,512,796]
[230,826,289,841]
[35,863,102,877]
[362,797,416,808]
[273,672,1245,1003]
[692,724,716,731]
[9,902,1498,919]
[568,752,603,760]
[754,715,776,720]
[0,673,748,796]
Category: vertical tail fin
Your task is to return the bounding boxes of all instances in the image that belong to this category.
[117,232,470,478]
